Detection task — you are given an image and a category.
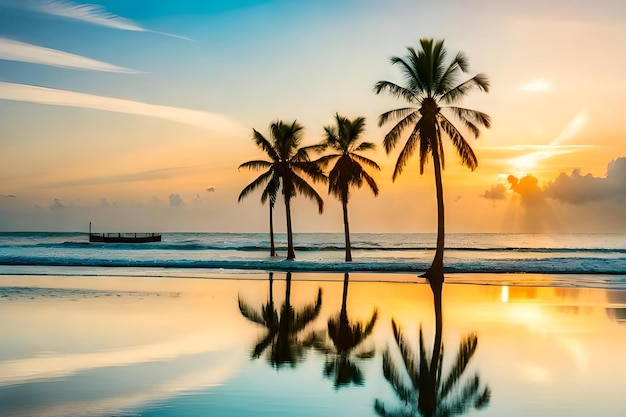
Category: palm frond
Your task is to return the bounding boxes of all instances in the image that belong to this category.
[439,115,478,171]
[252,330,277,359]
[382,348,415,404]
[293,160,328,184]
[354,141,376,152]
[351,153,381,171]
[292,288,323,332]
[390,52,423,92]
[475,385,492,409]
[238,160,273,171]
[314,154,341,169]
[392,120,421,181]
[362,309,379,337]
[378,107,417,127]
[252,129,279,161]
[373,80,418,103]
[260,174,280,206]
[435,51,468,96]
[374,399,414,417]
[446,106,492,130]
[391,320,420,388]
[293,143,327,162]
[291,173,325,213]
[238,298,266,326]
[440,73,490,104]
[238,170,273,202]
[361,170,380,196]
[381,111,419,154]
[439,333,478,397]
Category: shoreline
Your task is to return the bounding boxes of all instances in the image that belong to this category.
[1,268,626,291]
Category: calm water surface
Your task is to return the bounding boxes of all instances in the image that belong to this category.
[1,272,625,416]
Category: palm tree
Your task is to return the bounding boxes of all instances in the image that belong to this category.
[374,285,491,417]
[317,114,380,261]
[239,120,326,260]
[307,273,378,388]
[238,272,323,368]
[374,38,490,287]
[238,161,280,256]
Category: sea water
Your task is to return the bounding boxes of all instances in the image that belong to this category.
[1,232,625,288]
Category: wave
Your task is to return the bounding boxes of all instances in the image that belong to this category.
[1,256,625,275]
[7,242,626,254]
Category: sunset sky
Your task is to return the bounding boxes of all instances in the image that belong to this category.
[1,0,625,233]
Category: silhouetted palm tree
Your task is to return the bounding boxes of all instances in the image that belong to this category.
[238,272,323,368]
[239,121,326,260]
[317,114,380,261]
[374,285,490,417]
[374,38,490,287]
[238,160,280,256]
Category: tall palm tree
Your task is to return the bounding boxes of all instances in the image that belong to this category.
[238,162,280,256]
[374,38,490,287]
[239,120,326,260]
[238,272,323,368]
[317,114,380,262]
[374,285,491,417]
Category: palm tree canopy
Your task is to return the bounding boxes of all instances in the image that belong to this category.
[374,38,490,181]
[239,120,327,213]
[317,113,381,202]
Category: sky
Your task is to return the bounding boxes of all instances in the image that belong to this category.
[1,0,625,233]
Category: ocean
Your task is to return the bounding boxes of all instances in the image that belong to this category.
[1,232,625,288]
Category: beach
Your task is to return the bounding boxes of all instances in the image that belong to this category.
[1,270,625,417]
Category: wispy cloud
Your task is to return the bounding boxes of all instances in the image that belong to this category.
[37,166,206,189]
[20,0,191,40]
[0,38,141,73]
[0,82,246,134]
[519,78,552,92]
[553,108,588,145]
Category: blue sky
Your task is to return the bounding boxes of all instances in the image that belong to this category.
[1,0,625,232]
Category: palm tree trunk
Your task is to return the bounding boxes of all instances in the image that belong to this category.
[422,283,443,417]
[269,204,276,257]
[426,139,445,285]
[341,272,349,313]
[269,272,274,305]
[342,198,352,262]
[285,196,296,260]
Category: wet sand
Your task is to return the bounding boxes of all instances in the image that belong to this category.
[1,272,625,416]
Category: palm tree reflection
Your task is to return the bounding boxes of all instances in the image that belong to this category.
[375,283,490,417]
[238,272,322,368]
[309,273,378,389]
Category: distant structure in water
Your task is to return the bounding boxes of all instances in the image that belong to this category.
[88,222,162,243]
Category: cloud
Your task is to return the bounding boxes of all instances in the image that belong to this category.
[486,157,626,207]
[20,0,191,40]
[206,187,215,192]
[519,78,552,92]
[0,38,141,73]
[508,174,545,206]
[169,193,183,207]
[38,166,206,189]
[545,157,626,204]
[482,183,507,200]
[1,194,16,198]
[49,198,65,210]
[0,82,246,134]
[553,109,589,145]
